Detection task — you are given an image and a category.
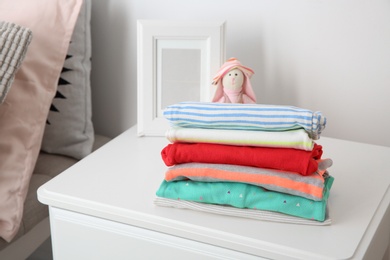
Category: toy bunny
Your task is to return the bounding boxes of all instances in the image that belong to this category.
[212,57,256,104]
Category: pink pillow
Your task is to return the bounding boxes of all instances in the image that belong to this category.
[0,0,82,242]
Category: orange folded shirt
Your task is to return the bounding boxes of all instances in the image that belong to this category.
[164,162,329,201]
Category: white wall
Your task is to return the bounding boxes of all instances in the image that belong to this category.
[91,0,390,147]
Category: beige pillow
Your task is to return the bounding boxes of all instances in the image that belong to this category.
[0,0,82,242]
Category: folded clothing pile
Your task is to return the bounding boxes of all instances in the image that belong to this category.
[155,101,334,225]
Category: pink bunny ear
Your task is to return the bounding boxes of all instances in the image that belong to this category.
[242,76,257,103]
[211,80,225,102]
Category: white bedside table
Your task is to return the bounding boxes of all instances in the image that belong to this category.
[38,126,390,260]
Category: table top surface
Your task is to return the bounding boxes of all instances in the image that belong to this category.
[38,126,390,259]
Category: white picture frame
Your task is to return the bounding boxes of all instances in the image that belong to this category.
[137,20,226,136]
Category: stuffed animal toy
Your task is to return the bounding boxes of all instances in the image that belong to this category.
[212,57,256,104]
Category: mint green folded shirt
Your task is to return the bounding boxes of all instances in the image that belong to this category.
[156,176,334,222]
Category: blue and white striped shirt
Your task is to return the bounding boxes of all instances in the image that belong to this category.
[163,102,326,140]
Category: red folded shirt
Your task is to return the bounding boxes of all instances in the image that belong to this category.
[161,142,323,176]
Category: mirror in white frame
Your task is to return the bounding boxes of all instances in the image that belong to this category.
[137,20,226,136]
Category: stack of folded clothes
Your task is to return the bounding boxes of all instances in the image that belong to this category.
[155,101,334,225]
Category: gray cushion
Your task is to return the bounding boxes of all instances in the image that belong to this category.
[41,0,94,160]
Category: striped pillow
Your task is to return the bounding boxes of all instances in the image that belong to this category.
[0,21,32,104]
